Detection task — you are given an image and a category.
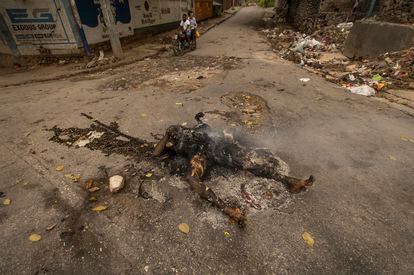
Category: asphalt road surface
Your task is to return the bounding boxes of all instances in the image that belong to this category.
[0,6,413,274]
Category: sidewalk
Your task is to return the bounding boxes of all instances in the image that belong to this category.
[0,7,241,88]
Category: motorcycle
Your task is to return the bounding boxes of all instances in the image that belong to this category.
[172,31,196,56]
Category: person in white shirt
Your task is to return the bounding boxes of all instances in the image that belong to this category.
[188,11,197,42]
[179,14,191,41]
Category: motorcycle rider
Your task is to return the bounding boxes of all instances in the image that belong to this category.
[179,13,191,41]
[188,11,197,42]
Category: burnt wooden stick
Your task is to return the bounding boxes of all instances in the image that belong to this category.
[153,134,169,157]
[186,154,246,226]
[185,175,246,226]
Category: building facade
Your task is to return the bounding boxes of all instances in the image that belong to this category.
[0,0,193,56]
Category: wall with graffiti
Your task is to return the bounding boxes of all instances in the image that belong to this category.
[76,0,193,45]
[0,0,194,56]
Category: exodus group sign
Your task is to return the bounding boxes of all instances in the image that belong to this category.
[6,8,54,23]
[3,5,67,43]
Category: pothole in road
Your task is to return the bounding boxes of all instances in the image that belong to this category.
[219,92,273,131]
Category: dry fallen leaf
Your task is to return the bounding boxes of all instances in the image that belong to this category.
[374,82,386,91]
[389,155,397,161]
[401,136,414,143]
[88,187,100,193]
[92,205,108,212]
[3,198,11,206]
[55,165,64,172]
[46,223,57,231]
[400,136,414,143]
[145,172,153,178]
[302,232,315,247]
[88,196,97,202]
[29,233,41,242]
[85,179,93,189]
[178,223,190,234]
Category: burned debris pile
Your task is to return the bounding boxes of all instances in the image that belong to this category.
[49,113,153,160]
[153,113,314,225]
[49,113,315,227]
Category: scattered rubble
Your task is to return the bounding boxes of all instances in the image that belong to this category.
[109,175,125,193]
[262,23,414,95]
[85,50,118,69]
[98,55,240,92]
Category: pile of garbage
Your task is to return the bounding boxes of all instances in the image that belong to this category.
[263,23,414,96]
[85,50,118,69]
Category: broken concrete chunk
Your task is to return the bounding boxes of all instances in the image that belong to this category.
[109,175,124,193]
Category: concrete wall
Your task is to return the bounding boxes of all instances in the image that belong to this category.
[0,0,81,56]
[343,20,414,58]
[76,0,192,45]
[0,0,194,57]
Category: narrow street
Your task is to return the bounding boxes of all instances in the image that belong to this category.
[0,6,413,274]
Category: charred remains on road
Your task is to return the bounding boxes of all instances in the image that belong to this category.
[48,113,314,226]
[154,112,314,225]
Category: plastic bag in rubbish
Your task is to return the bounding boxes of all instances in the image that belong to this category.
[337,22,353,29]
[291,37,322,53]
[348,85,376,96]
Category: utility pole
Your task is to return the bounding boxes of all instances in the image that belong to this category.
[99,0,123,59]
